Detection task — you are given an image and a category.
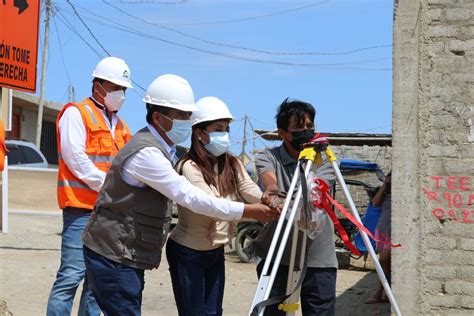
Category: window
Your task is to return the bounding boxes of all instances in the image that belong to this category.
[6,145,24,165]
[21,146,45,164]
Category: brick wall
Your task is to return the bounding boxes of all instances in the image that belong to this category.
[393,0,474,314]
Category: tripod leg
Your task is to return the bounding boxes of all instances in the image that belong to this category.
[250,161,303,315]
[250,160,314,316]
[328,158,402,316]
[286,222,299,294]
[282,223,304,316]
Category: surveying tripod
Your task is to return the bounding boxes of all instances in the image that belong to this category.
[249,136,402,316]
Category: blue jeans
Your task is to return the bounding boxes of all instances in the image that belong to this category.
[166,238,225,316]
[84,246,145,316]
[47,208,100,316]
[256,261,337,316]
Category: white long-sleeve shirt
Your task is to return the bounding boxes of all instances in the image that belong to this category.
[58,100,119,192]
[120,125,244,221]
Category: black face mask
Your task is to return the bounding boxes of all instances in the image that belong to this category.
[289,128,315,151]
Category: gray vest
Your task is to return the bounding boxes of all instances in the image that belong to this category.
[83,127,172,270]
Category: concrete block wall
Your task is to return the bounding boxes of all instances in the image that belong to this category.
[330,145,390,214]
[331,144,392,173]
[16,107,56,144]
[393,0,474,314]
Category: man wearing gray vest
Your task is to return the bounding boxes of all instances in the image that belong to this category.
[82,74,277,315]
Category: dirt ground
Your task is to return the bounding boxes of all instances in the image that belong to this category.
[0,213,390,316]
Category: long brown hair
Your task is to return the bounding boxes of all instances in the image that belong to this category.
[178,120,243,198]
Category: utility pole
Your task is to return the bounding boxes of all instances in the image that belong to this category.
[35,0,51,148]
[68,85,75,103]
[246,117,258,181]
[241,114,248,155]
[252,130,257,180]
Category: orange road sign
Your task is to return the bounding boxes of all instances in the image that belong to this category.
[0,0,41,93]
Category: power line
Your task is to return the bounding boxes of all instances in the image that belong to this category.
[57,5,390,70]
[231,117,246,123]
[54,9,104,58]
[120,0,188,3]
[52,12,72,85]
[102,0,390,57]
[62,1,148,91]
[55,7,147,94]
[233,129,277,145]
[247,115,275,129]
[138,0,331,26]
[246,118,270,151]
[247,118,273,149]
[66,0,111,56]
[52,11,76,102]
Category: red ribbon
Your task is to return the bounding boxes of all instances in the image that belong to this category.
[311,178,401,256]
[303,133,329,148]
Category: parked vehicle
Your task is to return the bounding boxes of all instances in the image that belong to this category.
[234,221,266,263]
[5,140,49,168]
[234,158,385,263]
[333,159,384,267]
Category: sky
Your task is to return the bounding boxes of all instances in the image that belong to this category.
[38,0,394,156]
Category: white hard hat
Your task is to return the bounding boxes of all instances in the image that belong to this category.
[191,96,234,126]
[143,74,197,112]
[92,56,133,88]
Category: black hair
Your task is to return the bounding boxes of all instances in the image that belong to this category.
[91,78,105,95]
[146,104,171,124]
[275,98,316,131]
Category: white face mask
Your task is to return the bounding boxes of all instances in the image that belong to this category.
[95,82,125,112]
[159,114,192,144]
[104,90,125,112]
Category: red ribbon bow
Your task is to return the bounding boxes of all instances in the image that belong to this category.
[311,178,401,256]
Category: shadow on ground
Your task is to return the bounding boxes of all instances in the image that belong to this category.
[336,271,391,316]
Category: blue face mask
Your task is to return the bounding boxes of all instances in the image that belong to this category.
[204,131,230,157]
[161,114,192,144]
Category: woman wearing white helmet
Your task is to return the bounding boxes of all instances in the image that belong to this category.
[166,97,266,316]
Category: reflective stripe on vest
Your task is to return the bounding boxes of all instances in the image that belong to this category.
[82,104,99,126]
[58,152,113,164]
[57,179,90,190]
[56,98,130,210]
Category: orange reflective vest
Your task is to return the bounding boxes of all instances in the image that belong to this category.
[57,98,131,210]
[0,120,6,172]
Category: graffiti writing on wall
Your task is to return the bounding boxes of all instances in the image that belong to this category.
[422,176,474,223]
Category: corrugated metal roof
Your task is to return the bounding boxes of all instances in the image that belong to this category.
[254,130,392,146]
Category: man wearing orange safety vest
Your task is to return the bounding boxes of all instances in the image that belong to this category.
[47,57,133,316]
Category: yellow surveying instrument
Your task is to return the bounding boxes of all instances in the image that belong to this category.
[249,135,402,316]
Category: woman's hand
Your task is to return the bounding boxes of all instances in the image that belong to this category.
[243,203,280,222]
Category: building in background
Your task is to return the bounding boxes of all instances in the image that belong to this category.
[254,130,392,211]
[392,0,474,314]
[254,130,392,172]
[0,90,61,165]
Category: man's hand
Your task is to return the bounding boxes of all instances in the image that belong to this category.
[261,189,278,207]
[243,203,281,222]
[262,189,287,209]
